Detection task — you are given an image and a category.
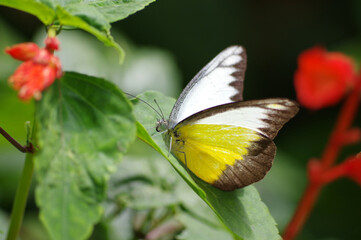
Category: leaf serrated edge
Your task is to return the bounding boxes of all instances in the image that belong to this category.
[55,6,125,63]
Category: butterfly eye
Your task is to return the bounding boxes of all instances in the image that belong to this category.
[155,120,169,133]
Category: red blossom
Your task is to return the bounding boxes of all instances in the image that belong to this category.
[5,36,62,101]
[9,62,56,100]
[5,43,39,61]
[294,47,356,110]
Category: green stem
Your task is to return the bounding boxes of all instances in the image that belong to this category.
[47,25,57,38]
[6,153,34,240]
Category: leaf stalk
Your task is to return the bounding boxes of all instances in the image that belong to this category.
[6,153,35,240]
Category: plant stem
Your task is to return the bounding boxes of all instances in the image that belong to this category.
[6,153,34,240]
[283,77,361,240]
[0,127,33,153]
[282,182,321,240]
[321,80,361,169]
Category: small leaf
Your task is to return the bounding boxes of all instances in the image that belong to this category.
[132,91,281,240]
[35,72,136,240]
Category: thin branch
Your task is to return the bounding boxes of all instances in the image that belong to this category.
[283,77,361,240]
[0,127,33,153]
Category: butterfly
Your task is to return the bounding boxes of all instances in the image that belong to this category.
[156,46,299,191]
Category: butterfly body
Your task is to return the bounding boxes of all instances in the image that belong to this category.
[157,46,298,191]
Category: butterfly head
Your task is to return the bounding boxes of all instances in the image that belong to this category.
[155,119,170,133]
[155,118,174,153]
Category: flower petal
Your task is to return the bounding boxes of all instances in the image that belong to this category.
[294,47,356,110]
[5,43,40,61]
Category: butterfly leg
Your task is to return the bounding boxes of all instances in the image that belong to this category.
[173,148,198,182]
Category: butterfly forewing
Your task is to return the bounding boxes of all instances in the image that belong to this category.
[169,46,247,128]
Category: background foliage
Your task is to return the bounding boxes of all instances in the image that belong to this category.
[1,1,361,239]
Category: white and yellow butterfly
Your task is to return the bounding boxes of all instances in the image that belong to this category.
[156,46,299,191]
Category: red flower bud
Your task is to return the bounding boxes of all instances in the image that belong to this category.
[294,47,356,110]
[45,36,60,51]
[5,43,40,61]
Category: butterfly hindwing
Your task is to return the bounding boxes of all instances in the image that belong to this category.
[169,98,298,191]
[212,137,276,191]
[169,46,247,128]
[170,123,274,191]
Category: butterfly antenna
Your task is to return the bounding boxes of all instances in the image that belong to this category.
[154,99,166,121]
[124,92,164,120]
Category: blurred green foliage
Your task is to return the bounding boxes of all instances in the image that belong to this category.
[1,1,361,239]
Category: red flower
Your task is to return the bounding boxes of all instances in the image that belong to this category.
[294,47,356,110]
[6,37,62,101]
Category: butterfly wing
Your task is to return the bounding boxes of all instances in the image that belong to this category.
[170,98,299,191]
[169,46,247,128]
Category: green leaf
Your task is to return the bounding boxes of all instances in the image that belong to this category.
[0,0,156,62]
[132,91,281,240]
[34,72,136,240]
[108,138,233,239]
[87,0,156,23]
[176,212,233,240]
[0,0,56,25]
[132,92,206,199]
[55,6,125,63]
[110,155,181,210]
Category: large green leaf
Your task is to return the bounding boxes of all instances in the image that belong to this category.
[0,0,156,62]
[34,72,136,240]
[0,0,56,25]
[132,91,281,240]
[88,0,156,23]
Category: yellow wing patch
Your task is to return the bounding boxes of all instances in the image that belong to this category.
[170,124,261,184]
